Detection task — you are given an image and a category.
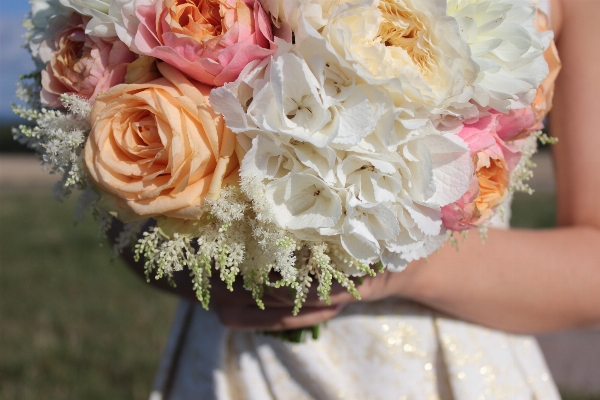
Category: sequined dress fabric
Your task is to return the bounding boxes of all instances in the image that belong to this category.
[164,296,560,400]
[157,0,560,397]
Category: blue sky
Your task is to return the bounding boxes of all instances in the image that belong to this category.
[0,1,37,120]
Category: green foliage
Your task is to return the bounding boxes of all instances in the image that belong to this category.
[560,390,600,400]
[511,191,557,229]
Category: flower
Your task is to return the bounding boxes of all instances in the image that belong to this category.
[490,7,562,141]
[321,0,478,111]
[58,0,134,37]
[340,188,400,262]
[531,7,561,122]
[261,0,342,30]
[440,176,481,231]
[210,42,383,148]
[210,40,474,266]
[39,13,137,106]
[448,0,550,112]
[84,62,239,221]
[495,107,537,141]
[130,0,276,86]
[441,114,515,230]
[265,173,342,230]
[27,0,72,67]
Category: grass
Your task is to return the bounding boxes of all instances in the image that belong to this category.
[511,191,557,229]
[0,193,177,400]
[0,184,595,400]
[0,123,34,154]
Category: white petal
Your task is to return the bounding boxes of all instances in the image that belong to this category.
[265,173,342,230]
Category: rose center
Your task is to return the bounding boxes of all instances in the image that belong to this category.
[476,158,508,210]
[168,0,224,40]
[377,1,433,73]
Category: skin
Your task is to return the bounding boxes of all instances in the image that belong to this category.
[122,0,600,333]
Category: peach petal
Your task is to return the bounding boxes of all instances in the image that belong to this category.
[85,62,239,222]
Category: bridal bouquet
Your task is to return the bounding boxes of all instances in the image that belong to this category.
[14,0,560,314]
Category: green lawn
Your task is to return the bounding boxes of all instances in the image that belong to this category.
[0,187,594,400]
[0,193,177,400]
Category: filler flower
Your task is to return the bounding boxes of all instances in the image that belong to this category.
[131,0,276,86]
[84,62,239,221]
[39,13,137,107]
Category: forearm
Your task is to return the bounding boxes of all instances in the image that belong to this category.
[396,227,600,333]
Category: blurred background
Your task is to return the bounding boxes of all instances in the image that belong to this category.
[0,1,598,399]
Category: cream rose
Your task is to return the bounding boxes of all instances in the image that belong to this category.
[84,62,239,221]
[321,0,477,110]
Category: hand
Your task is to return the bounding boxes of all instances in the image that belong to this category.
[211,270,404,331]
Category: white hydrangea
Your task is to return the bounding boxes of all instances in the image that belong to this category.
[207,6,477,268]
[447,0,551,111]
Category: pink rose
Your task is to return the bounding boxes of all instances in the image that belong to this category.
[133,0,275,87]
[441,176,481,231]
[495,108,538,142]
[441,155,510,232]
[458,114,521,171]
[441,114,516,231]
[40,13,137,107]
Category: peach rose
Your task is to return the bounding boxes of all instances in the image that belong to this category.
[533,8,562,123]
[84,62,239,221]
[441,154,509,231]
[132,0,275,86]
[40,13,137,107]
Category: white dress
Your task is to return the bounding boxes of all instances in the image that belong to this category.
[149,213,561,400]
[149,1,561,398]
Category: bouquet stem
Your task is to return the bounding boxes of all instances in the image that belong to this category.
[263,324,320,343]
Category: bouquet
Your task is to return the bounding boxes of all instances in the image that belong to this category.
[13,0,560,327]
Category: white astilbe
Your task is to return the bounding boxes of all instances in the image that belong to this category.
[470,131,554,244]
[15,77,43,111]
[112,220,148,257]
[95,208,114,240]
[508,131,549,194]
[133,184,369,314]
[73,185,100,224]
[13,94,92,198]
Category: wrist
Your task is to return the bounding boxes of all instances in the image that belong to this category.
[385,258,439,304]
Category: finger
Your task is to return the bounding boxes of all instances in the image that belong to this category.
[260,278,365,306]
[215,304,344,330]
